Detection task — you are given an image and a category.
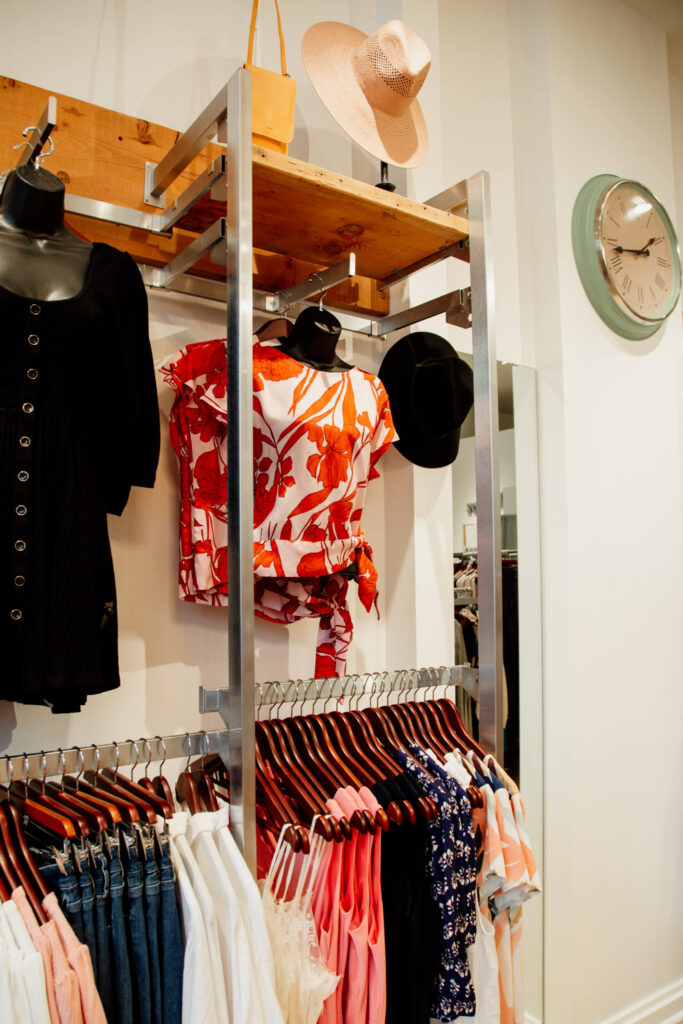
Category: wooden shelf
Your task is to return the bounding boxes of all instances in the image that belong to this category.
[179,146,468,282]
[0,76,469,317]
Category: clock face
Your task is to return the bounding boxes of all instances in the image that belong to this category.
[597,182,681,324]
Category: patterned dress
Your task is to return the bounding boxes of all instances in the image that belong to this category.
[396,746,477,1020]
[160,338,395,676]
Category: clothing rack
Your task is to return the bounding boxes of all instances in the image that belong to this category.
[199,664,478,716]
[7,71,503,876]
[0,730,225,787]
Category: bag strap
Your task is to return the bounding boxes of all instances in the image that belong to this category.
[246,0,287,75]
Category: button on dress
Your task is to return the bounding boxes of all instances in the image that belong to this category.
[0,242,159,712]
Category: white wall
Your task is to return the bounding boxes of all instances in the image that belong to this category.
[510,1,683,1022]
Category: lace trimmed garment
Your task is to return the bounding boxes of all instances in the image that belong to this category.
[261,829,340,1024]
[161,339,395,676]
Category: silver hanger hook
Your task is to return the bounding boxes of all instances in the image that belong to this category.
[201,730,210,769]
[76,746,85,784]
[40,750,47,794]
[34,136,54,170]
[90,742,100,775]
[4,756,12,787]
[127,739,139,780]
[22,752,29,784]
[141,738,153,779]
[184,733,192,772]
[57,748,66,790]
[111,739,120,779]
[154,735,167,773]
[310,272,327,310]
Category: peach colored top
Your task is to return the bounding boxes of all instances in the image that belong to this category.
[12,887,61,1024]
[43,893,105,1024]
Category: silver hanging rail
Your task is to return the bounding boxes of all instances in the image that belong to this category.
[199,664,478,716]
[0,730,226,787]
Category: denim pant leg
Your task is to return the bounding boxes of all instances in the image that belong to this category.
[93,851,115,1023]
[77,860,98,979]
[109,847,134,1024]
[143,847,162,1024]
[39,860,85,942]
[125,847,152,1024]
[158,840,183,1024]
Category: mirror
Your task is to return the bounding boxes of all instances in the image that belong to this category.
[451,354,544,1022]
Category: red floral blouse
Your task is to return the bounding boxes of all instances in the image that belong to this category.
[160,338,396,677]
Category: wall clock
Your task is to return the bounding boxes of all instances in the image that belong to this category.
[572,174,681,341]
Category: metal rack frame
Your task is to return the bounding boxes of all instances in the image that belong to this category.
[9,70,503,876]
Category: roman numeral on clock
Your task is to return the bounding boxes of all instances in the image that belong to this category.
[623,274,631,294]
[637,285,644,304]
[655,272,666,291]
[656,257,670,268]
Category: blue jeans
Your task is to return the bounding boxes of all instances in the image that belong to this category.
[92,848,115,1023]
[158,838,183,1024]
[143,844,162,1024]
[39,858,85,943]
[74,851,98,980]
[109,843,134,1024]
[125,844,152,1024]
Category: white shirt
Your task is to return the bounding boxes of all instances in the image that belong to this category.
[3,902,51,1024]
[187,810,265,1024]
[168,812,230,1024]
[0,903,38,1024]
[211,806,283,1024]
[166,817,219,1024]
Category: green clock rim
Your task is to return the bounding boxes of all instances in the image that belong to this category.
[572,173,682,342]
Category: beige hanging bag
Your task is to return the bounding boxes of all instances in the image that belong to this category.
[245,0,297,153]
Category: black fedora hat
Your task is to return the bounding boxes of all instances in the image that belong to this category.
[378,331,474,468]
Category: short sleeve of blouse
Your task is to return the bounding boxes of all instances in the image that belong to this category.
[368,379,397,480]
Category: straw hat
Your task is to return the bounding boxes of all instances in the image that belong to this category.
[302,19,431,168]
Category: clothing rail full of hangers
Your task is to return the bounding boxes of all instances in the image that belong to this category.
[198,663,479,715]
[0,730,226,787]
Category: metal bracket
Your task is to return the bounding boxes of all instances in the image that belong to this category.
[143,218,225,288]
[446,287,472,329]
[360,286,472,336]
[378,239,469,291]
[15,95,57,168]
[260,253,356,314]
[423,179,469,214]
[144,161,166,209]
[145,85,228,203]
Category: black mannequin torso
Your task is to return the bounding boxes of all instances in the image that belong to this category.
[0,165,92,300]
[277,305,353,372]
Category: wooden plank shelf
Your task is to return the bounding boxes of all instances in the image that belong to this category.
[0,76,468,317]
[180,146,469,283]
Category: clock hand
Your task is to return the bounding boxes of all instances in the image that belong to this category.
[634,236,657,256]
[613,245,648,255]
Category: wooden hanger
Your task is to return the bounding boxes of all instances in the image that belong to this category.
[3,753,77,840]
[81,744,140,826]
[256,722,335,843]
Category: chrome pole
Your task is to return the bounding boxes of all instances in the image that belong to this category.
[225,67,256,873]
[468,170,504,758]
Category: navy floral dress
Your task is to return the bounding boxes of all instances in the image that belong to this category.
[396,744,477,1021]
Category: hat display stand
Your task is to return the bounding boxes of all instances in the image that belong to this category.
[375,161,397,193]
[2,67,502,877]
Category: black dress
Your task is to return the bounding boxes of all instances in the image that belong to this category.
[0,242,159,712]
